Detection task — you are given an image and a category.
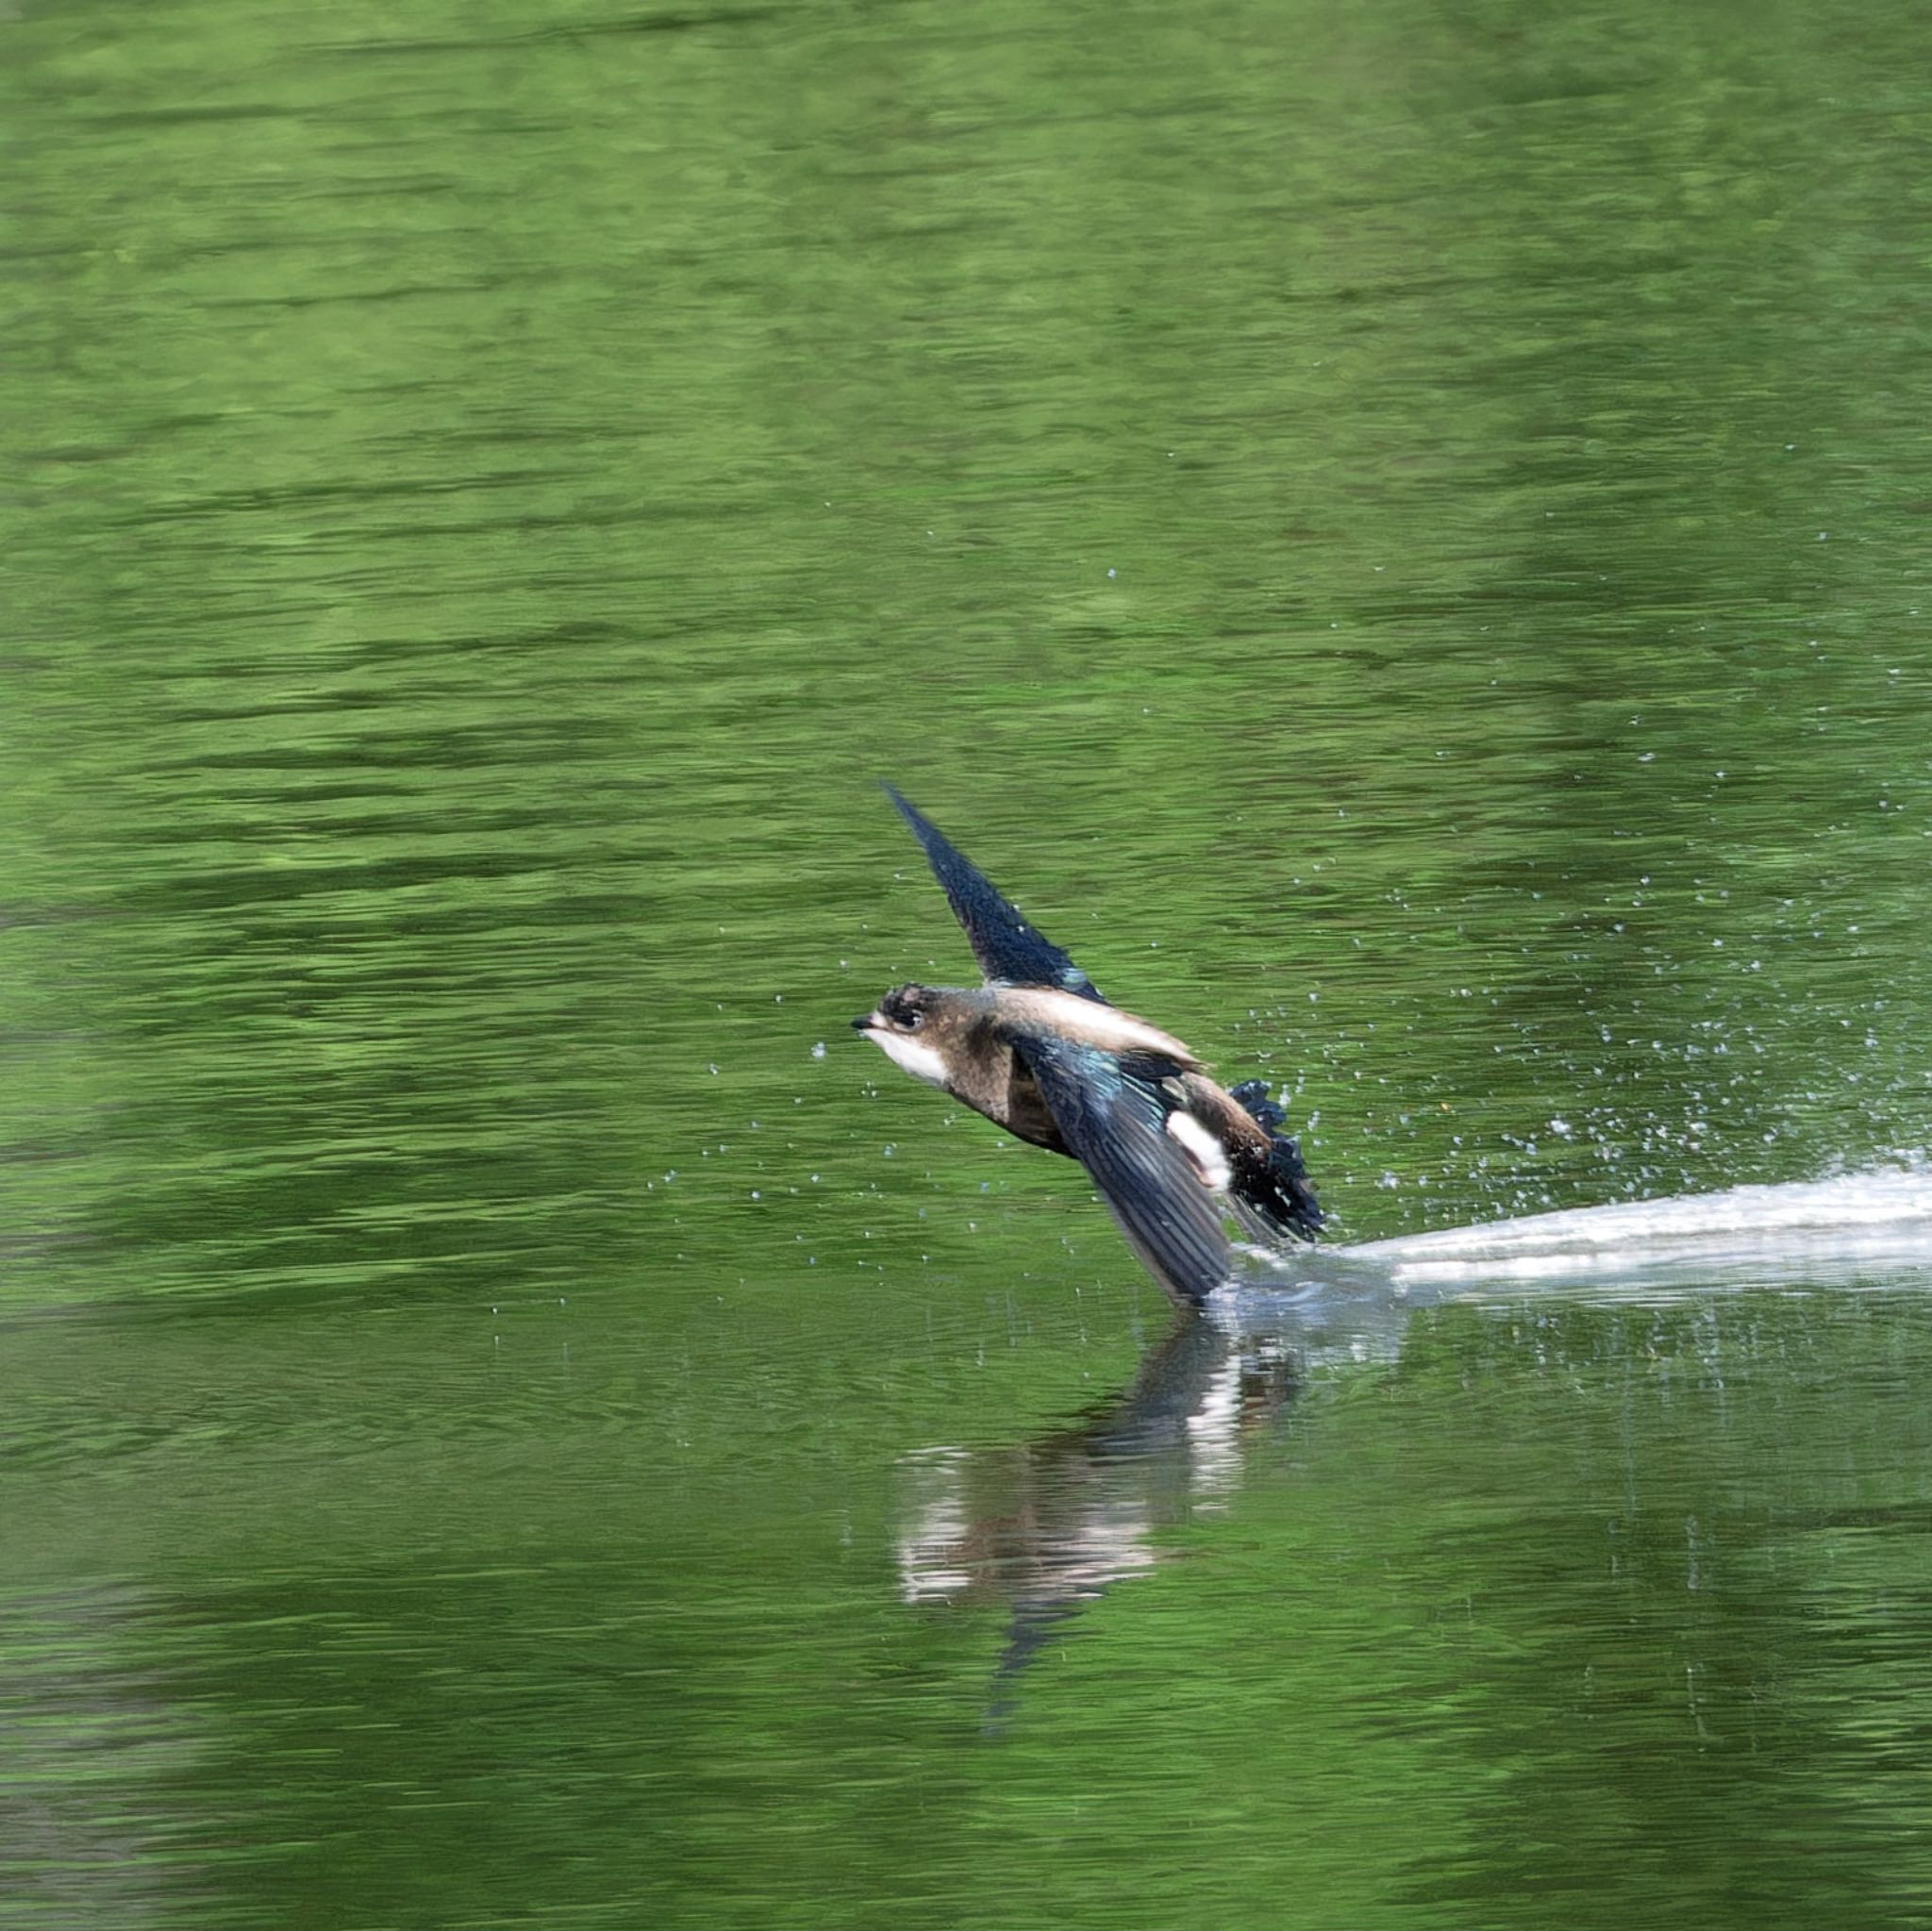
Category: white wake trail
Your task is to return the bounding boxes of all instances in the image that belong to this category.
[1347,1160,1932,1290]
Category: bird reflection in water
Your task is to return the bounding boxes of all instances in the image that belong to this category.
[893,1312,1299,1723]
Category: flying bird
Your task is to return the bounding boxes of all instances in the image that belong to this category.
[853,785,1321,1305]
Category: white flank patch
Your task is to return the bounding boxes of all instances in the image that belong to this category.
[867,1028,950,1089]
[1166,1110,1231,1191]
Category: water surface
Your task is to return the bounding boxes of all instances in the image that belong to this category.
[6,0,1932,1923]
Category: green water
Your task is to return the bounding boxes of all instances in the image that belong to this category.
[8,0,1932,1923]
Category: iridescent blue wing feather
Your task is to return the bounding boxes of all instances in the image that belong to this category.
[884,784,1107,1004]
[1017,1032,1232,1305]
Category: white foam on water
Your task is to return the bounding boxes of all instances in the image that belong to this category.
[1345,1158,1932,1291]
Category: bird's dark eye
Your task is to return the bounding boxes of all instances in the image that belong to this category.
[903,1010,924,1030]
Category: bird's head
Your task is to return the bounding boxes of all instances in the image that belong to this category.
[852,984,955,1087]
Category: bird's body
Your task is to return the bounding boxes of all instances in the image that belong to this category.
[854,788,1321,1305]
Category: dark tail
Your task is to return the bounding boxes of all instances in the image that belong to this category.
[1228,1080,1323,1243]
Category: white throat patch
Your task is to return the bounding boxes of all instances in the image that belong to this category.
[867,1028,950,1089]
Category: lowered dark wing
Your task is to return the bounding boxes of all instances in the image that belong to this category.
[1018,1033,1233,1306]
[884,784,1106,1004]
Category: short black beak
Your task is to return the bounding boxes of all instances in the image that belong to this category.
[851,1013,876,1033]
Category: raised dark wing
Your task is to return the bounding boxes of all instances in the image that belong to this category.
[884,784,1106,1004]
[1018,1033,1233,1306]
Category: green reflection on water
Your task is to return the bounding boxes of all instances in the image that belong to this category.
[5,0,1932,1922]
[9,1290,1932,1927]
